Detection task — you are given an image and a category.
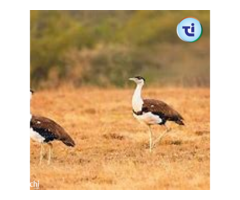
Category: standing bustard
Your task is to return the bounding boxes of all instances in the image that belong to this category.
[30,90,75,164]
[129,76,184,152]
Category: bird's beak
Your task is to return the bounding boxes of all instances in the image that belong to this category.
[129,78,135,81]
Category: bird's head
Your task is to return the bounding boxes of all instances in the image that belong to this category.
[129,76,145,86]
[30,89,34,99]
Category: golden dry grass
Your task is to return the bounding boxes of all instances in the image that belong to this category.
[30,87,210,190]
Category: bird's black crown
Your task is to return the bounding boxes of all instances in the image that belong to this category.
[30,89,34,94]
[134,76,145,82]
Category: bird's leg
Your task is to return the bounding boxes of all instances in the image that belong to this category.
[39,143,44,165]
[47,143,53,165]
[152,125,172,148]
[148,126,153,153]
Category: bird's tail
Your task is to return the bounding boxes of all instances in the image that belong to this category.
[61,135,75,147]
[175,119,184,125]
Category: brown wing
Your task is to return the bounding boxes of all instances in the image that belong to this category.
[31,115,75,146]
[143,99,184,125]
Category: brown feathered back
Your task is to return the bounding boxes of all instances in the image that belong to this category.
[31,115,75,146]
[142,99,184,125]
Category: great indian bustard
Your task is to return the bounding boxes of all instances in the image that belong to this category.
[30,90,75,164]
[129,76,184,152]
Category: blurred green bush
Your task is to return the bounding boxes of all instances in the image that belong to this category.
[31,10,210,88]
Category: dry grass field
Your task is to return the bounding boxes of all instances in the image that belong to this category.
[30,87,210,190]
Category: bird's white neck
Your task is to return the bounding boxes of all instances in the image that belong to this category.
[29,95,32,122]
[29,112,32,122]
[132,83,144,112]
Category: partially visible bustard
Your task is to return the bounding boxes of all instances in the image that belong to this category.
[30,90,75,164]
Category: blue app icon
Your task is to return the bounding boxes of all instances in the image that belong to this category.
[177,17,203,42]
